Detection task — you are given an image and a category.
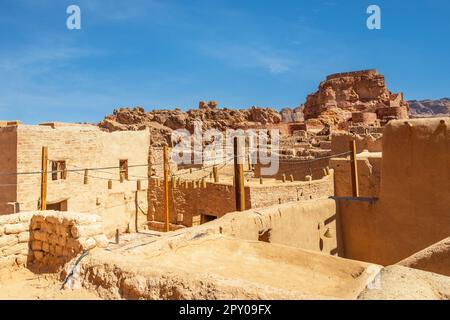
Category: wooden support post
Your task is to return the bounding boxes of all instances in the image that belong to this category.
[233,137,245,212]
[349,140,359,197]
[137,179,141,191]
[172,175,177,189]
[115,229,120,244]
[259,177,263,185]
[40,146,48,211]
[163,145,170,232]
[213,165,219,183]
[201,177,206,188]
[108,180,113,189]
[84,169,89,185]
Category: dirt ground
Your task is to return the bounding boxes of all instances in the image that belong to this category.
[0,267,99,300]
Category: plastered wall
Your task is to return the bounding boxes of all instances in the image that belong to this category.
[339,118,450,265]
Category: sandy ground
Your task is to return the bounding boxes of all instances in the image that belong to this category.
[0,267,99,300]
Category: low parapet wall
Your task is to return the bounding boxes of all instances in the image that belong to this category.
[0,211,108,272]
[161,198,340,256]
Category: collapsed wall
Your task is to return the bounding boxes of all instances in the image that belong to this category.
[397,237,450,277]
[0,211,107,272]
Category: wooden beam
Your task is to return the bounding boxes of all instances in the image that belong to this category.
[163,145,170,232]
[213,165,219,183]
[349,140,359,197]
[40,146,48,210]
[233,137,245,211]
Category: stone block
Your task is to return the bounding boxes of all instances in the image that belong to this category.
[0,256,16,269]
[31,241,42,251]
[81,237,96,251]
[18,231,30,243]
[33,231,47,242]
[34,250,44,262]
[94,234,109,248]
[0,235,19,249]
[4,223,29,234]
[2,242,28,256]
[42,242,50,253]
[15,255,28,266]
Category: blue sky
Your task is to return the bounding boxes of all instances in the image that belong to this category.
[0,0,449,124]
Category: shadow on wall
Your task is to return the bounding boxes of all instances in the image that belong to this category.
[157,198,342,256]
[338,118,450,265]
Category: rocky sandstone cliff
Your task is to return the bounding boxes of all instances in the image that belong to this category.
[303,70,409,125]
[99,102,282,145]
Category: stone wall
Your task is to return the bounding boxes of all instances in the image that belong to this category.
[254,158,331,181]
[29,211,107,272]
[148,173,334,228]
[0,212,32,269]
[248,173,334,209]
[331,132,382,155]
[0,211,107,272]
[351,112,377,125]
[0,124,150,235]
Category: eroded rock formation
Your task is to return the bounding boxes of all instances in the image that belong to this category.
[99,102,282,145]
[303,70,409,125]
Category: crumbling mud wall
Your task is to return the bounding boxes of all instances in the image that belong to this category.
[0,212,32,269]
[330,156,381,197]
[148,174,334,229]
[339,118,450,265]
[396,237,450,277]
[165,198,340,255]
[331,132,382,155]
[0,211,108,272]
[253,158,331,181]
[248,173,334,209]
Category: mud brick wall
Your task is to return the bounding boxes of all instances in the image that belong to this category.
[254,157,331,181]
[29,211,107,272]
[148,173,334,228]
[0,211,108,272]
[0,212,33,269]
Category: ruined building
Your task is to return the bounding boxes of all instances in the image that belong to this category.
[0,122,150,235]
[302,69,409,126]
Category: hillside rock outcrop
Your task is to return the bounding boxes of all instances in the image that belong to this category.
[99,102,282,145]
[280,106,304,122]
[303,70,409,125]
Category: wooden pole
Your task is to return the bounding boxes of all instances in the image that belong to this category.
[349,140,359,197]
[163,145,170,232]
[40,146,48,210]
[84,169,89,184]
[213,165,219,183]
[233,137,245,211]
